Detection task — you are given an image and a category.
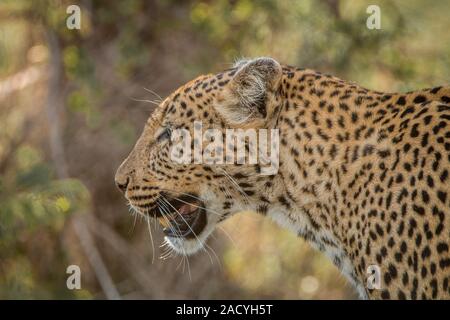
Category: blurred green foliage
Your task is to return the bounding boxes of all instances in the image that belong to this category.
[0,146,90,298]
[1,146,89,238]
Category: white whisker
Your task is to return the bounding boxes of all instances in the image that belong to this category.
[130,97,161,106]
[143,87,163,102]
[145,215,156,264]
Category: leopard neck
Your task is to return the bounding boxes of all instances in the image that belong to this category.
[270,67,394,294]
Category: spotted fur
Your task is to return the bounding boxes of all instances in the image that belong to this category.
[116,57,450,299]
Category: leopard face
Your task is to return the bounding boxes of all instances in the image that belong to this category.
[115,58,285,255]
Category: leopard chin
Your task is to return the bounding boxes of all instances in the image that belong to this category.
[164,220,216,255]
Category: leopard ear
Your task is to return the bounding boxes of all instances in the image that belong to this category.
[216,57,282,126]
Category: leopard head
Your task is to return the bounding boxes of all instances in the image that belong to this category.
[115,57,284,255]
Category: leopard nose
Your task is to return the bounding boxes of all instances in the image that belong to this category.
[115,176,129,193]
[115,177,130,193]
[115,163,130,193]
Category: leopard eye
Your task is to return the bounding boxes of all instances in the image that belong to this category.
[156,127,172,143]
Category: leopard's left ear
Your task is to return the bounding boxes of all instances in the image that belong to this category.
[216,57,282,127]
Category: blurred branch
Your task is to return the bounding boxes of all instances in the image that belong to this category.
[0,10,33,22]
[45,29,69,179]
[73,216,121,300]
[45,27,121,300]
[86,215,157,297]
[323,0,341,19]
[0,66,44,103]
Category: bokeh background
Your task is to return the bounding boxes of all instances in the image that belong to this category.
[0,0,449,299]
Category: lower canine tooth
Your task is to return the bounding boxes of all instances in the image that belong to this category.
[158,217,170,228]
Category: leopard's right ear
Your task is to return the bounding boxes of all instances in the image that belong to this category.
[215,57,282,127]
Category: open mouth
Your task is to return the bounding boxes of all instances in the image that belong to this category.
[156,194,207,239]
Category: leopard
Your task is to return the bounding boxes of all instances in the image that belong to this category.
[115,57,450,299]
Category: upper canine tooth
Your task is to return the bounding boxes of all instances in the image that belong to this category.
[179,203,194,215]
